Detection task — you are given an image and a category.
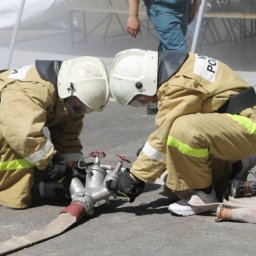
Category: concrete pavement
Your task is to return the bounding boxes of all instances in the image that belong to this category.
[1,101,256,256]
[0,12,256,255]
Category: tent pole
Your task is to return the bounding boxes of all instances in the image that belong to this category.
[191,0,207,53]
[7,0,26,68]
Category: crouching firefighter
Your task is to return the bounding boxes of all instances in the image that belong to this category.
[107,48,256,216]
[0,56,109,209]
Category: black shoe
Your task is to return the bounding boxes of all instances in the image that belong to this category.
[147,105,158,115]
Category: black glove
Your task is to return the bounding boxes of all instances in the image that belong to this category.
[106,169,145,203]
[46,153,70,181]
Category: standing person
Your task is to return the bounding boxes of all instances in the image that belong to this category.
[107,48,256,216]
[0,56,109,209]
[127,0,201,52]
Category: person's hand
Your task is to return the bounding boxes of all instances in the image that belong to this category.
[46,153,70,181]
[106,169,145,202]
[127,15,140,37]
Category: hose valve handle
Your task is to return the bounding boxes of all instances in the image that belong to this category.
[116,154,130,163]
[89,151,106,165]
[89,151,106,158]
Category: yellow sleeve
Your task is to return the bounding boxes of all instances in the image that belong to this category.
[0,80,55,170]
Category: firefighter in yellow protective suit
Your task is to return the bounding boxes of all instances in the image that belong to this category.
[0,56,109,209]
[107,48,256,216]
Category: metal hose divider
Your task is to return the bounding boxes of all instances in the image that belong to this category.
[68,159,124,218]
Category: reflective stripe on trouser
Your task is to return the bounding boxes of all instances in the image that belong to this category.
[165,113,256,191]
[0,137,34,209]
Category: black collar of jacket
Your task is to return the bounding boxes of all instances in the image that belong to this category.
[35,60,62,85]
[157,50,188,86]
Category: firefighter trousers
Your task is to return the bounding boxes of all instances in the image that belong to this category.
[0,135,34,209]
[166,113,256,192]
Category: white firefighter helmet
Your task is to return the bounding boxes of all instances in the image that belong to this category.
[109,49,158,105]
[57,56,109,111]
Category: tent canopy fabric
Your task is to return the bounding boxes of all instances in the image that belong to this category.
[0,0,68,29]
[3,0,206,68]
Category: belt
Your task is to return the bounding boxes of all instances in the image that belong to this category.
[218,86,256,114]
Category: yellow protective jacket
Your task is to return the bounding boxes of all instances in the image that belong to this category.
[131,52,253,182]
[0,64,84,171]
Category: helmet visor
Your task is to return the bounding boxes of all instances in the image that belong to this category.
[128,95,149,107]
[65,96,93,115]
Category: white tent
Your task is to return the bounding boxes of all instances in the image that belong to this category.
[5,0,207,68]
[7,0,25,67]
[2,0,68,67]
